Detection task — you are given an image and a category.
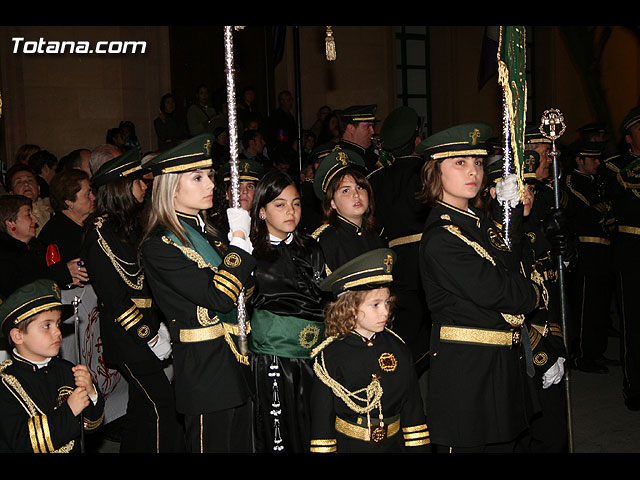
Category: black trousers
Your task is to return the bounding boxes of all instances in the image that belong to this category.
[569,265,613,365]
[618,271,640,402]
[118,360,186,453]
[183,400,253,453]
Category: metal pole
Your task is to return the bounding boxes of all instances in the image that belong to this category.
[540,108,574,453]
[72,296,85,453]
[223,26,249,356]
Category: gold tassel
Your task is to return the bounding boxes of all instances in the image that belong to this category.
[325,26,336,61]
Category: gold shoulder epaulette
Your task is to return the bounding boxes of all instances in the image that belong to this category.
[311,223,331,240]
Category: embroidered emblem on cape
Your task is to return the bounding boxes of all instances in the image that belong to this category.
[299,324,321,349]
[378,352,398,372]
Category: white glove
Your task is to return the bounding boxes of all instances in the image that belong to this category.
[227,207,251,238]
[148,322,172,361]
[495,173,520,208]
[542,357,565,389]
[229,235,254,254]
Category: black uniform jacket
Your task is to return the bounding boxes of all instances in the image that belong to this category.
[605,153,640,271]
[82,216,160,365]
[419,201,540,447]
[312,214,386,274]
[250,235,327,323]
[0,231,72,298]
[0,353,104,453]
[310,329,430,453]
[563,169,613,270]
[141,212,256,415]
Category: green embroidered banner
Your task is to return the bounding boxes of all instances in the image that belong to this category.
[498,26,527,191]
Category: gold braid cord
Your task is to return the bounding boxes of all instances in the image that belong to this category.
[0,360,74,453]
[440,225,528,327]
[313,351,383,415]
[95,217,144,290]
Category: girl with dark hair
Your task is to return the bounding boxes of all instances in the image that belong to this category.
[416,123,543,453]
[82,150,186,453]
[248,169,329,453]
[311,149,385,273]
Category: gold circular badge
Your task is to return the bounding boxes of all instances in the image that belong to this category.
[534,351,548,367]
[299,324,320,349]
[224,252,242,268]
[378,352,397,372]
[137,325,150,339]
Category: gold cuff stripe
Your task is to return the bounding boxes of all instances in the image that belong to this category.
[529,325,541,350]
[179,324,225,343]
[402,424,428,433]
[215,269,243,290]
[406,438,431,446]
[213,275,241,297]
[213,280,238,303]
[619,225,640,235]
[122,313,143,331]
[403,430,429,440]
[311,438,337,446]
[388,233,423,248]
[310,445,337,453]
[578,236,611,245]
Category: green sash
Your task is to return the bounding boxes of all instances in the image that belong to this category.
[164,219,246,362]
[249,309,324,359]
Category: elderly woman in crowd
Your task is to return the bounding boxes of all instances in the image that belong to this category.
[38,169,95,271]
[5,163,53,235]
[0,194,86,298]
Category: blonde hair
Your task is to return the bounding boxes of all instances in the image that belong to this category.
[323,288,395,338]
[142,172,191,247]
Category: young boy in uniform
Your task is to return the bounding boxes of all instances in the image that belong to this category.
[0,279,104,453]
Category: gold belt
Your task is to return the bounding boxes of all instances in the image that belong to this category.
[619,225,640,236]
[179,323,225,343]
[578,235,611,245]
[388,233,422,248]
[439,325,520,348]
[335,416,400,442]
